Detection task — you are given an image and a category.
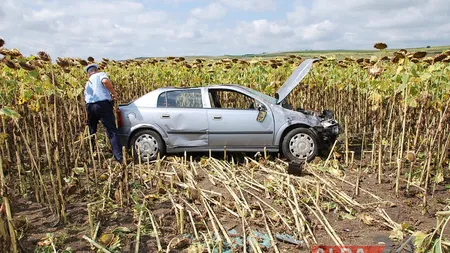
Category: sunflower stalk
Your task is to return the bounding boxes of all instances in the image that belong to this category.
[147,209,163,252]
[82,235,112,253]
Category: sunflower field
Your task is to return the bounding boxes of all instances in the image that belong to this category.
[0,38,449,252]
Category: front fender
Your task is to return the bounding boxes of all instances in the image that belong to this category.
[274,121,313,145]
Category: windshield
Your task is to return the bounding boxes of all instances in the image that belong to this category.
[241,86,277,104]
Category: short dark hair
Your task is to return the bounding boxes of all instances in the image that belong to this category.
[87,66,98,73]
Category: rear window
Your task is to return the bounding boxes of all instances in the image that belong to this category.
[157,89,203,108]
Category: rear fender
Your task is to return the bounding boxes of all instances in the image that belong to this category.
[129,124,168,147]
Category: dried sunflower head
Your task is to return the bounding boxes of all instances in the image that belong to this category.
[434,53,447,63]
[9,48,22,58]
[37,51,51,62]
[79,59,88,66]
[423,57,433,64]
[413,51,427,59]
[0,48,7,56]
[374,42,388,50]
[4,59,17,69]
[391,56,400,64]
[56,57,70,68]
[32,60,44,68]
[87,56,95,62]
[394,51,406,59]
[406,151,416,162]
[0,38,4,48]
[19,61,36,71]
[344,57,354,62]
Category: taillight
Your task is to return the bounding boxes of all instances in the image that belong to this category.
[117,108,124,127]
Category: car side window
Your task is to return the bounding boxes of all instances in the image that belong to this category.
[157,92,167,107]
[157,90,203,108]
[208,89,257,110]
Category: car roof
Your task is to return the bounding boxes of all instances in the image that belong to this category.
[154,84,244,92]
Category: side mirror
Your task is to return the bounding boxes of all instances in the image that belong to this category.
[257,104,267,111]
[256,103,267,122]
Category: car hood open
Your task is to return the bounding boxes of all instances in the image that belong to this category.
[275,58,318,104]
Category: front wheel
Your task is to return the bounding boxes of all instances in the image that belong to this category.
[282,128,319,162]
[130,130,165,163]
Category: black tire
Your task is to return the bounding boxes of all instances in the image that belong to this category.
[130,129,165,163]
[282,128,319,163]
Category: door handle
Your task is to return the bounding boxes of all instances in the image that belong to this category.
[161,114,170,119]
[213,115,222,120]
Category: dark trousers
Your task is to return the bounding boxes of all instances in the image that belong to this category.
[86,100,123,163]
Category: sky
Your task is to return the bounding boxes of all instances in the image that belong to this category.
[0,0,449,60]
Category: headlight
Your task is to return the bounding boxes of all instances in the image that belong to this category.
[321,120,334,128]
[321,120,340,135]
[332,125,340,135]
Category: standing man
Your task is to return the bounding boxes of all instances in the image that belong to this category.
[84,63,123,164]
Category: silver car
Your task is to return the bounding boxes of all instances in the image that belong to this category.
[117,59,340,163]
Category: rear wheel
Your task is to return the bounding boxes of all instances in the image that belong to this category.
[282,128,318,162]
[130,130,165,163]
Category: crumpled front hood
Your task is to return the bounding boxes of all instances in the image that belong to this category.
[270,104,322,126]
[275,58,318,104]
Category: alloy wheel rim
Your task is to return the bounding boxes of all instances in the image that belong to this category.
[289,133,315,160]
[135,134,159,161]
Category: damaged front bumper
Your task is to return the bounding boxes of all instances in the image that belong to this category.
[313,110,340,147]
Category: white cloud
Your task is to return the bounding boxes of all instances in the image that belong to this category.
[0,0,449,59]
[220,0,276,12]
[301,20,336,41]
[0,0,184,59]
[235,19,292,40]
[24,9,65,22]
[191,3,227,20]
[287,5,308,24]
[232,19,293,52]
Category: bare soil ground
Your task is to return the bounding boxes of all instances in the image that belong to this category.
[9,152,450,253]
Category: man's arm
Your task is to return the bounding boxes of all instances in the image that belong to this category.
[102,78,118,100]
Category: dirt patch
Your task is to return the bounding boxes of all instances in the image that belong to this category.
[8,154,450,253]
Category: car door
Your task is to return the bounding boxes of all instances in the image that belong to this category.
[153,89,209,148]
[206,88,275,148]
